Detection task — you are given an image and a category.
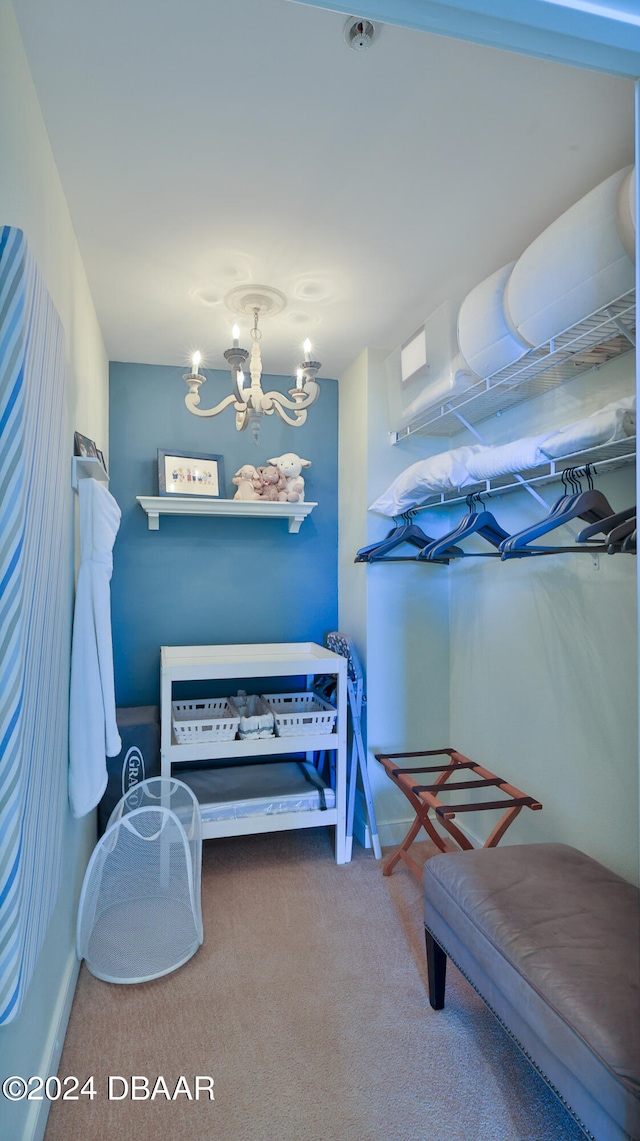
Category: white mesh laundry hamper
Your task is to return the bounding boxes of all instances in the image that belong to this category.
[106,776,203,941]
[77,790,203,984]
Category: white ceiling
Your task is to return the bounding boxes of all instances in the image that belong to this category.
[13,0,635,379]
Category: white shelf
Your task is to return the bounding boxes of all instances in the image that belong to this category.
[199,807,337,842]
[160,642,348,863]
[161,641,343,679]
[168,731,339,763]
[410,436,635,512]
[137,496,317,532]
[392,290,636,441]
[72,456,109,489]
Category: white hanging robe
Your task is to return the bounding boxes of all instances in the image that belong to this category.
[68,477,122,818]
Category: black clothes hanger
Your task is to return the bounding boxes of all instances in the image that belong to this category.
[500,467,616,559]
[577,505,636,543]
[417,495,510,560]
[605,516,636,548]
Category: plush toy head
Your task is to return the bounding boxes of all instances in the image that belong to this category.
[261,466,282,486]
[233,463,259,484]
[267,453,311,479]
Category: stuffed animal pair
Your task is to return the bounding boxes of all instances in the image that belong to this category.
[233,453,311,502]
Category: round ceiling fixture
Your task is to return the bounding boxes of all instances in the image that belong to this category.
[224,284,287,317]
[343,17,379,51]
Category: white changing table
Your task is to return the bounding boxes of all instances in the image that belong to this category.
[160,643,348,863]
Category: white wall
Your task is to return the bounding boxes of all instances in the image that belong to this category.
[339,349,451,842]
[447,353,638,882]
[0,2,108,1137]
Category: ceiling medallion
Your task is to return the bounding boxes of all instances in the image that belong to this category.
[183,286,320,443]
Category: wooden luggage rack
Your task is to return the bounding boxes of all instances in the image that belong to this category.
[376,747,542,879]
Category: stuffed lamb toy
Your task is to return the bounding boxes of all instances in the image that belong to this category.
[268,453,311,502]
[232,463,260,500]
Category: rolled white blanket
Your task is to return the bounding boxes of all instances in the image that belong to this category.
[369,445,482,516]
[540,396,636,459]
[466,434,551,482]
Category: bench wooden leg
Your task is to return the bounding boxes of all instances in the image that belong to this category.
[425,928,447,1010]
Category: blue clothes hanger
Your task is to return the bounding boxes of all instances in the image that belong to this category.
[417,494,510,561]
[355,513,462,563]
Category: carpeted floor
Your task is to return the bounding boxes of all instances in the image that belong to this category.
[44,830,587,1141]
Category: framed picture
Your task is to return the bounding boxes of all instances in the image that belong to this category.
[96,449,108,476]
[74,431,98,458]
[158,449,225,498]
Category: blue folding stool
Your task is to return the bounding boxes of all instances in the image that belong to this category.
[325,632,382,861]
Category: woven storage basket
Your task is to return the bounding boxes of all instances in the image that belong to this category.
[171,699,240,744]
[263,692,337,737]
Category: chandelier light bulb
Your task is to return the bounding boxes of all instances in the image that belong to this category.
[303,338,312,361]
[232,324,240,347]
[237,369,245,391]
[191,350,201,375]
[296,368,304,390]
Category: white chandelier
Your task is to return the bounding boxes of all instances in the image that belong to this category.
[184,300,321,443]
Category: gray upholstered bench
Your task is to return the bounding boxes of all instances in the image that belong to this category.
[423,843,640,1141]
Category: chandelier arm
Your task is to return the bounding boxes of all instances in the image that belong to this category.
[184,391,243,418]
[271,402,308,428]
[262,383,320,413]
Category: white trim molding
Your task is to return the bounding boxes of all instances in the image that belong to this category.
[290,0,640,76]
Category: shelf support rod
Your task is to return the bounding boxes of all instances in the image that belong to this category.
[446,404,550,509]
[610,314,636,347]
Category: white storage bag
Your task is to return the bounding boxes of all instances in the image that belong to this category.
[505,165,635,348]
[616,166,636,262]
[457,262,529,378]
[400,352,477,422]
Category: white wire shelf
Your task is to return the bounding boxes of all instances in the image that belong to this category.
[391,291,636,442]
[409,436,636,513]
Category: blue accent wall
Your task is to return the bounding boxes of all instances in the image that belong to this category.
[109,362,338,706]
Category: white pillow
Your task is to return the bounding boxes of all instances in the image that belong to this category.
[541,396,636,460]
[368,446,481,517]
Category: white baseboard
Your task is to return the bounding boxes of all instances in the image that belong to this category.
[24,953,80,1141]
[353,791,372,849]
